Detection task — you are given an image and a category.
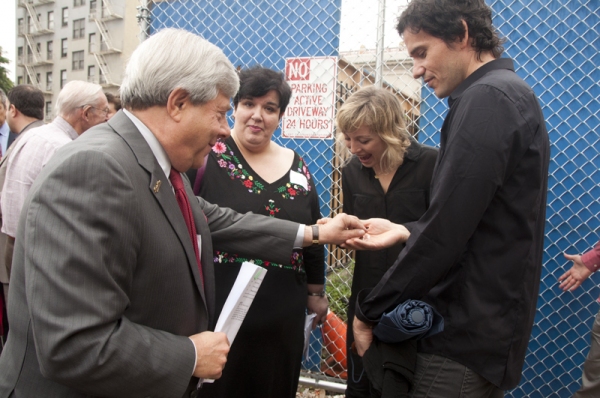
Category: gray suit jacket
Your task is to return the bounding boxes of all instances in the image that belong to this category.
[0,111,299,398]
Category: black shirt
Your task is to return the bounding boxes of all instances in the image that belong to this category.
[342,140,438,330]
[355,58,550,389]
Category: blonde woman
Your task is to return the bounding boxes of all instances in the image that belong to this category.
[338,86,437,397]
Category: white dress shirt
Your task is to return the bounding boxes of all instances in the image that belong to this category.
[1,117,78,237]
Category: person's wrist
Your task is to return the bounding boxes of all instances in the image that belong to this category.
[311,224,319,246]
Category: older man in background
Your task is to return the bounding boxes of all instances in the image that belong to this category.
[0,80,107,293]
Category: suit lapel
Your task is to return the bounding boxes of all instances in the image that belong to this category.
[107,112,208,307]
[186,187,215,324]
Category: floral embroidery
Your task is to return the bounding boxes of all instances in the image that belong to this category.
[214,250,305,273]
[265,199,280,217]
[212,142,265,194]
[212,140,314,200]
[212,141,227,154]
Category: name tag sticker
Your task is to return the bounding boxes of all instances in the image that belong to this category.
[290,170,308,190]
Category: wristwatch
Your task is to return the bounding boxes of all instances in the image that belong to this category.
[311,224,319,246]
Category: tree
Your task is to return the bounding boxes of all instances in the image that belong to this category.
[0,47,14,94]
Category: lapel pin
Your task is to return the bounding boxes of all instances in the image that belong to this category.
[153,180,162,193]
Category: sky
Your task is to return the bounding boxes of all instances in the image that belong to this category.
[0,0,16,81]
[0,0,407,83]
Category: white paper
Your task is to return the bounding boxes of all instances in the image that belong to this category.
[199,261,267,385]
[303,313,317,358]
[214,262,267,342]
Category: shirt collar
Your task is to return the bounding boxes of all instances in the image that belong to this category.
[52,116,80,141]
[404,136,421,162]
[448,58,515,107]
[122,109,171,179]
[0,122,9,136]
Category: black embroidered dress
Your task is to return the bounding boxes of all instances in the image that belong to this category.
[198,136,324,398]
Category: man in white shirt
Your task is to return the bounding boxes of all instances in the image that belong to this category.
[0,80,108,288]
[0,85,44,324]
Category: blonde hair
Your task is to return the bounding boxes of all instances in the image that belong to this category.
[336,86,411,173]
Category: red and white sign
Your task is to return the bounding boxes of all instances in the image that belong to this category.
[282,56,338,139]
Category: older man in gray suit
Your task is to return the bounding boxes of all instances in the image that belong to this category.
[0,28,364,398]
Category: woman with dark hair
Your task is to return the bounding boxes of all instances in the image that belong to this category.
[197,66,326,398]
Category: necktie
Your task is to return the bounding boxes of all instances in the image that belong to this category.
[169,168,203,286]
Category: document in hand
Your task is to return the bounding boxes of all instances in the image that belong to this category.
[214,261,267,344]
[200,261,267,385]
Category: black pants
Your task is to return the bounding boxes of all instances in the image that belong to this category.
[410,353,503,398]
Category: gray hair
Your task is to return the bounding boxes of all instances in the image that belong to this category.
[120,28,239,110]
[55,80,105,118]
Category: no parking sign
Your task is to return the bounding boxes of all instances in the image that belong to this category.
[282,56,338,139]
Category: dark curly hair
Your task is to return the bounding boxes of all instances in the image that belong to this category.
[396,0,505,60]
[233,66,292,115]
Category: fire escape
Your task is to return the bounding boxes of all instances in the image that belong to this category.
[18,0,54,94]
[89,0,122,88]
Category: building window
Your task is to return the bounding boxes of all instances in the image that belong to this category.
[17,76,23,85]
[99,68,106,84]
[47,41,53,60]
[100,35,108,52]
[26,75,31,84]
[46,101,52,119]
[36,42,41,56]
[27,16,32,34]
[73,18,85,39]
[36,73,41,84]
[48,11,54,30]
[46,71,52,91]
[72,50,84,70]
[17,47,23,64]
[74,0,86,6]
[60,70,67,88]
[88,33,96,53]
[87,65,95,83]
[18,18,24,35]
[89,0,97,16]
[62,7,68,26]
[61,38,68,57]
[26,47,33,64]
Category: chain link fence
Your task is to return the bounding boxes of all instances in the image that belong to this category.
[140,0,599,396]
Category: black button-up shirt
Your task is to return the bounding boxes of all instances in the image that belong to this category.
[355,58,550,389]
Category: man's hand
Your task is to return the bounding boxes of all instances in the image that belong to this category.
[307,284,329,329]
[352,318,373,357]
[559,253,593,292]
[306,214,365,246]
[342,218,410,251]
[189,331,230,379]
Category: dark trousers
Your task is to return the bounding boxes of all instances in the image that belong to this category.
[573,309,600,398]
[346,350,370,398]
[409,353,503,398]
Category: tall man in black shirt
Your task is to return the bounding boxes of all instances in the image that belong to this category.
[348,0,550,396]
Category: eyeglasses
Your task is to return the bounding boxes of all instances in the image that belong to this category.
[81,105,109,116]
